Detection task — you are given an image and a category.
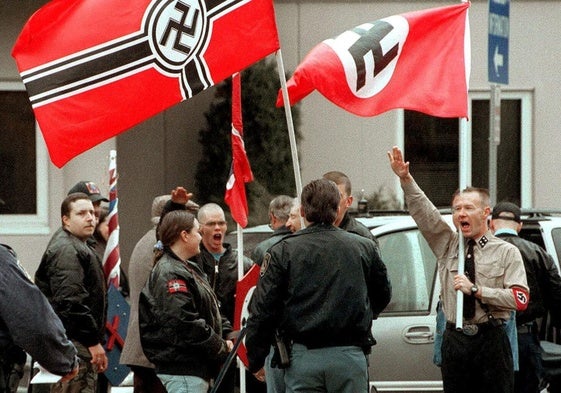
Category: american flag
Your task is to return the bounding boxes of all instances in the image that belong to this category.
[103,150,121,288]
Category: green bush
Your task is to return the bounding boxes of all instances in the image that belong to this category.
[195,59,302,226]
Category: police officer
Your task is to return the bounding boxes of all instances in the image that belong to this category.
[0,244,78,392]
[245,178,391,393]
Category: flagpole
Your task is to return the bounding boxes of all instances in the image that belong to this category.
[104,149,121,289]
[236,222,247,393]
[275,49,303,198]
[456,0,471,331]
[455,117,469,330]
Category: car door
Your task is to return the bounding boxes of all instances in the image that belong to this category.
[369,221,443,392]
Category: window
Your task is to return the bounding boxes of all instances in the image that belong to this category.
[402,90,533,207]
[551,228,561,266]
[0,81,49,235]
[378,229,437,314]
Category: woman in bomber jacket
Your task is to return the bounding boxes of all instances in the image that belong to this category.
[139,210,234,393]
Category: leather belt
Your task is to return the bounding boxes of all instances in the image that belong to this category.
[446,319,504,336]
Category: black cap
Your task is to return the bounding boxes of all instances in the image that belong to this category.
[68,181,109,203]
[492,201,521,223]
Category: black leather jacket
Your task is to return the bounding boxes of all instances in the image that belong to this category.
[139,250,233,379]
[194,243,253,323]
[246,223,392,372]
[35,228,107,347]
[496,233,561,326]
[339,212,379,247]
[251,226,292,266]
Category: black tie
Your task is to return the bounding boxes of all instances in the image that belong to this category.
[463,239,476,319]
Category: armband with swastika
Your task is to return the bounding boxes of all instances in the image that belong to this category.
[513,287,529,311]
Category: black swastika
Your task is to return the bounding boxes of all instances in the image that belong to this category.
[348,20,399,91]
[160,1,200,55]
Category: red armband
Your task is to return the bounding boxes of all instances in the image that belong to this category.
[512,287,529,311]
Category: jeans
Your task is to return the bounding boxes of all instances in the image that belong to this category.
[514,328,542,393]
[157,374,208,393]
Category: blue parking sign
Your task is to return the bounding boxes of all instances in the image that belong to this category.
[488,0,509,84]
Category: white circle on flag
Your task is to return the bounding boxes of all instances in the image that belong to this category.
[325,16,409,98]
[146,0,208,73]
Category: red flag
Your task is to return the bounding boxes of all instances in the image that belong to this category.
[225,73,253,228]
[103,150,120,288]
[12,0,279,168]
[276,3,470,118]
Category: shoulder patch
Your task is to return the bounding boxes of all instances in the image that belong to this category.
[168,279,188,294]
[260,253,271,277]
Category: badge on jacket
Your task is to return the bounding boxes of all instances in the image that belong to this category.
[260,253,271,277]
[167,279,189,294]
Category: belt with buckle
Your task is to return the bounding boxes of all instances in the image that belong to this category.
[446,319,504,336]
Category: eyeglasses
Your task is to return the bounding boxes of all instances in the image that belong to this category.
[202,221,227,228]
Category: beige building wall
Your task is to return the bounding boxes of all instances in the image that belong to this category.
[2,0,561,275]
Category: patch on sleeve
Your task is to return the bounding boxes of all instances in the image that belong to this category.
[168,279,188,294]
[513,287,529,310]
[260,253,271,277]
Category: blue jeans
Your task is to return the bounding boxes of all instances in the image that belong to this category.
[157,374,208,393]
[514,328,542,393]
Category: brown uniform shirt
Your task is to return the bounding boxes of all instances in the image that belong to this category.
[403,179,528,323]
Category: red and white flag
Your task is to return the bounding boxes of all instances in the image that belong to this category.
[277,2,470,118]
[225,73,253,228]
[12,0,280,168]
[103,150,121,288]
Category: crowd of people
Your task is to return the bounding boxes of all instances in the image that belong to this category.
[1,156,561,393]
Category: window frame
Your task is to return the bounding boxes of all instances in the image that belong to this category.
[0,81,50,235]
[397,89,533,207]
[468,89,533,207]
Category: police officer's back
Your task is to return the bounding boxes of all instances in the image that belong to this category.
[245,179,391,393]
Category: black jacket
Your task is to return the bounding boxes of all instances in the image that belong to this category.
[158,199,253,322]
[245,223,392,372]
[194,243,253,323]
[139,250,233,379]
[251,226,292,266]
[339,211,379,247]
[496,232,561,326]
[0,244,77,375]
[35,228,107,347]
